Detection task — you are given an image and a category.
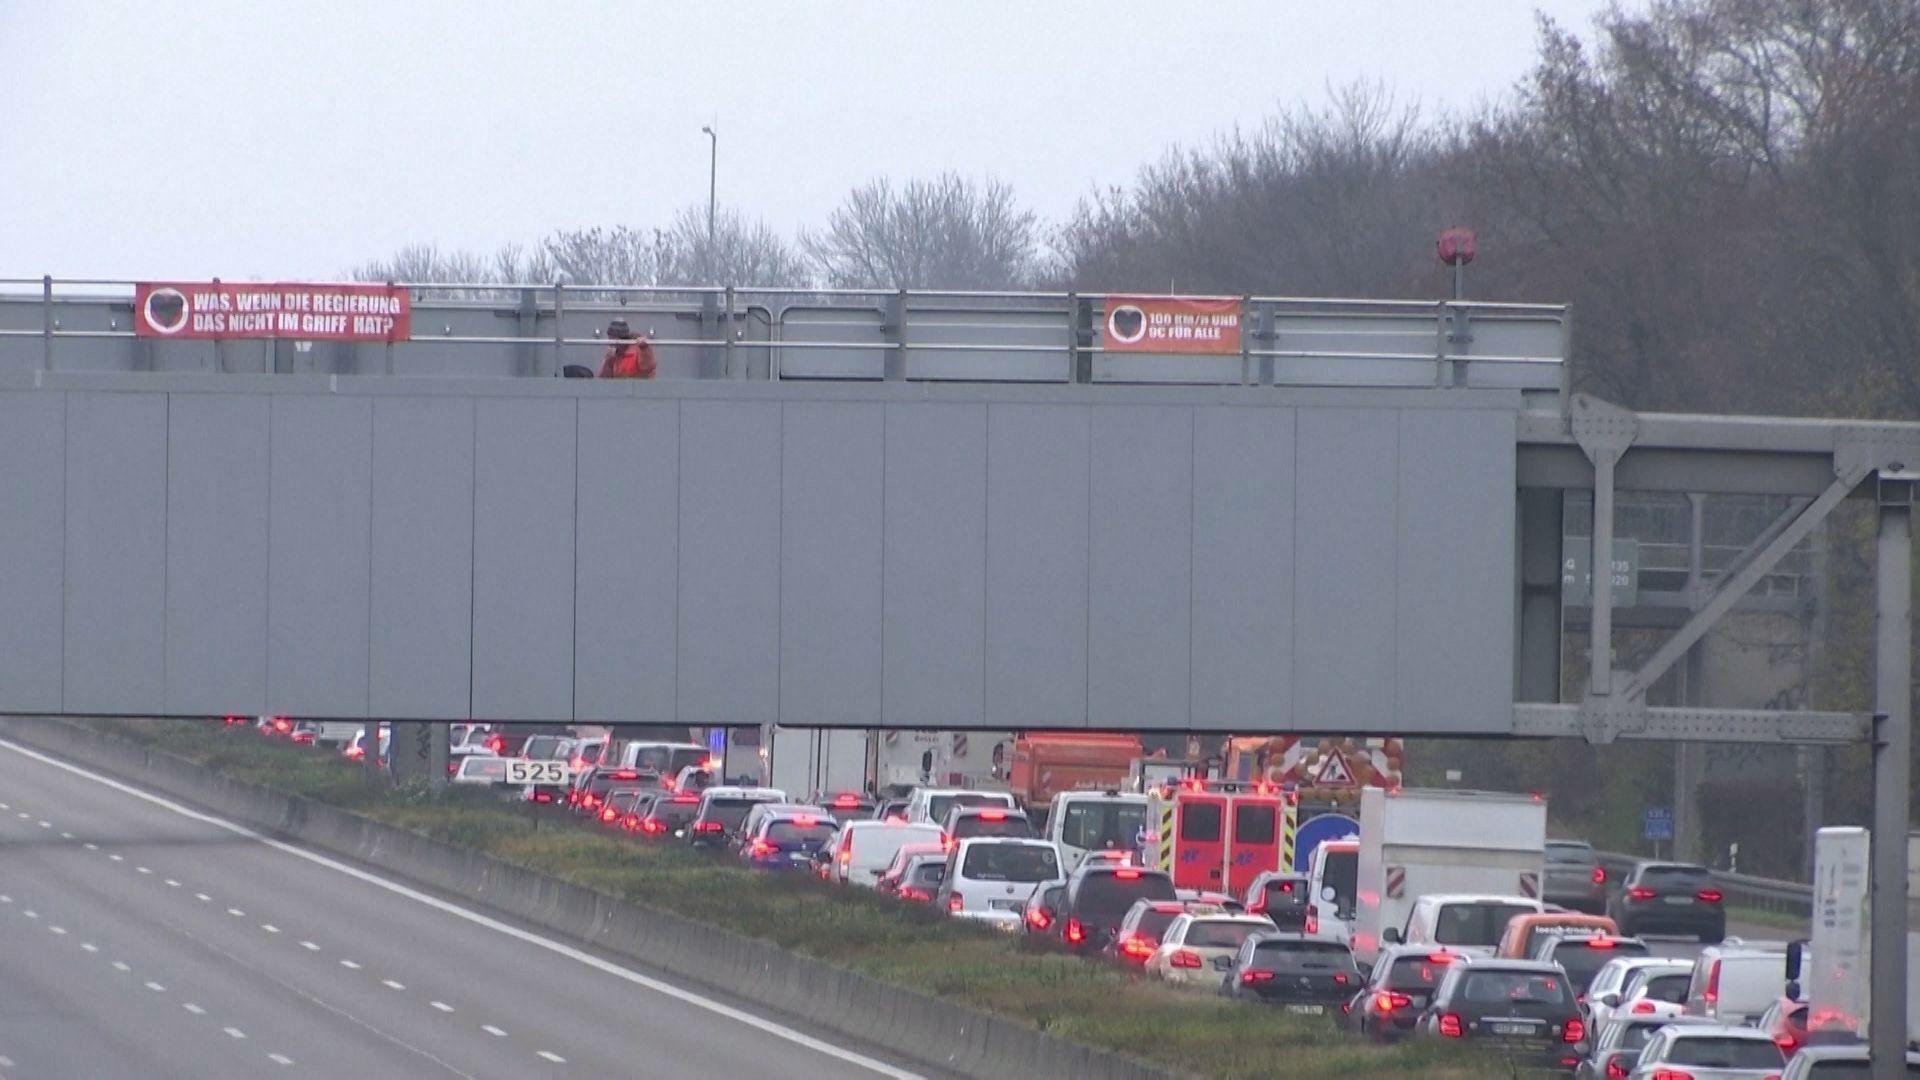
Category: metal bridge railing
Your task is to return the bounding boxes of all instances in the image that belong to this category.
[1597,850,1813,918]
[0,276,1569,393]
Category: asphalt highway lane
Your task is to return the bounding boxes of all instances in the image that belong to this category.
[0,738,928,1080]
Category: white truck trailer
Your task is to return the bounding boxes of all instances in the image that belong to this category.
[1805,826,1920,1048]
[1351,787,1547,970]
[762,726,869,801]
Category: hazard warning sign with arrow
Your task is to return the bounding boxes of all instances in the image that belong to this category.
[1312,748,1356,787]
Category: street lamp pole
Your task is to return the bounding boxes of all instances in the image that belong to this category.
[700,125,717,280]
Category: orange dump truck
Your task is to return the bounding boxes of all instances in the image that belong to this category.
[1007,733,1144,812]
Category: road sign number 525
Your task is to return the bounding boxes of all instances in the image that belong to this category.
[504,760,568,786]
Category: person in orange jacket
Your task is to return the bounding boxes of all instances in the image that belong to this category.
[599,318,657,379]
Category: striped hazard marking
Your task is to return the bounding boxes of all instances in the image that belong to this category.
[1156,804,1175,872]
[1385,865,1407,899]
[1519,871,1540,899]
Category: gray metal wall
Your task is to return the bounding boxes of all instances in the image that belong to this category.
[0,374,1518,733]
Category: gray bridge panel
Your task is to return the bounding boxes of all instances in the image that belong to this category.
[1294,407,1400,728]
[986,404,1090,728]
[472,398,577,721]
[268,396,372,717]
[574,400,678,723]
[1192,407,1296,728]
[0,393,64,711]
[65,392,168,714]
[780,402,885,727]
[166,394,269,716]
[884,403,988,727]
[369,397,474,720]
[1088,406,1194,730]
[5,378,1521,731]
[1396,408,1517,730]
[678,401,781,724]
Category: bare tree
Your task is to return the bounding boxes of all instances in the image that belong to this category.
[654,206,811,287]
[804,173,1039,290]
[537,226,658,290]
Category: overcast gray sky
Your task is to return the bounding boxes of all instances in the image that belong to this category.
[0,1,1619,281]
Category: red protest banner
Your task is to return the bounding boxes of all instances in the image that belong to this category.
[133,282,411,342]
[1101,295,1241,355]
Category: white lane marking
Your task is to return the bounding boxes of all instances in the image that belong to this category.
[0,895,10,903]
[0,1054,13,1067]
[59,831,72,840]
[80,943,97,953]
[339,959,360,970]
[144,981,166,992]
[110,961,130,973]
[268,1053,293,1066]
[13,812,25,819]
[300,941,320,951]
[261,924,280,934]
[381,979,404,991]
[0,736,924,1080]
[164,880,180,888]
[20,911,36,920]
[430,1001,454,1013]
[36,821,49,829]
[83,843,97,851]
[224,1027,246,1040]
[226,908,245,917]
[195,893,212,902]
[136,866,152,875]
[183,1003,205,1015]
[107,854,123,863]
[537,1051,566,1064]
[0,801,8,809]
[48,926,66,936]
[481,1024,506,1038]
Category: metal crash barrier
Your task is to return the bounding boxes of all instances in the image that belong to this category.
[0,277,1568,395]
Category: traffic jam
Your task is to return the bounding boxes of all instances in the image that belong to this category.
[249,718,1862,1077]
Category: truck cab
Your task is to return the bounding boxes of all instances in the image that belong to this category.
[1384,894,1543,958]
[1306,839,1359,946]
[1045,791,1148,874]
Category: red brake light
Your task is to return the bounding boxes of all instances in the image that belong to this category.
[1584,938,1617,949]
[611,771,639,780]
[1113,869,1141,880]
[1426,952,1456,964]
[1119,937,1155,960]
[1631,999,1657,1015]
[1304,910,1318,935]
[1437,1013,1464,1038]
[1562,1017,1585,1044]
[1592,866,1606,884]
[1704,960,1721,1004]
[977,810,1006,821]
[694,820,723,833]
[1773,1033,1798,1053]
[1169,949,1202,969]
[790,815,818,827]
[898,887,927,902]
[671,795,699,804]
[1695,888,1723,904]
[1606,1059,1629,1080]
[748,839,775,858]
[1332,973,1349,984]
[1652,1071,1695,1080]
[1026,907,1052,931]
[1373,991,1411,1013]
[832,794,861,807]
[1627,886,1656,901]
[946,894,963,914]
[1240,970,1274,984]
[1064,917,1084,944]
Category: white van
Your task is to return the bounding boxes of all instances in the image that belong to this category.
[829,820,944,887]
[937,838,1065,929]
[1307,839,1359,945]
[1045,792,1149,874]
[1383,894,1542,958]
[1684,944,1794,1024]
[902,788,1015,827]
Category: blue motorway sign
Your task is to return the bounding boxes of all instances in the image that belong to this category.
[1293,813,1360,872]
[1642,807,1674,842]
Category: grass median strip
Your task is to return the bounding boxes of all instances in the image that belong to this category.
[89,719,1482,1079]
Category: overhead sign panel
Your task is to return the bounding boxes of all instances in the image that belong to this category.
[134,281,410,342]
[1102,296,1241,354]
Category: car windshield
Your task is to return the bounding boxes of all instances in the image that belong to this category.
[605,790,643,812]
[650,800,700,826]
[1185,921,1265,950]
[1252,940,1351,965]
[1131,907,1182,941]
[460,757,507,779]
[1549,940,1650,991]
[1385,954,1456,990]
[707,798,772,830]
[1545,843,1594,864]
[928,793,1007,824]
[1433,903,1536,947]
[630,746,705,775]
[1604,1022,1664,1052]
[1321,848,1357,914]
[1259,878,1309,909]
[1639,865,1712,890]
[1804,1063,1920,1078]
[907,863,946,888]
[1636,972,1690,1004]
[578,742,604,764]
[766,821,837,846]
[1060,801,1147,852]
[1664,1037,1784,1068]
[1076,872,1178,925]
[1458,970,1572,1006]
[523,736,567,759]
[962,844,1060,882]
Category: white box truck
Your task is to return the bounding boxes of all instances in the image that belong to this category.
[763,726,869,801]
[1352,787,1547,970]
[1805,826,1920,1047]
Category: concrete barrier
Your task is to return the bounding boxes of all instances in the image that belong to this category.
[0,719,1178,1080]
